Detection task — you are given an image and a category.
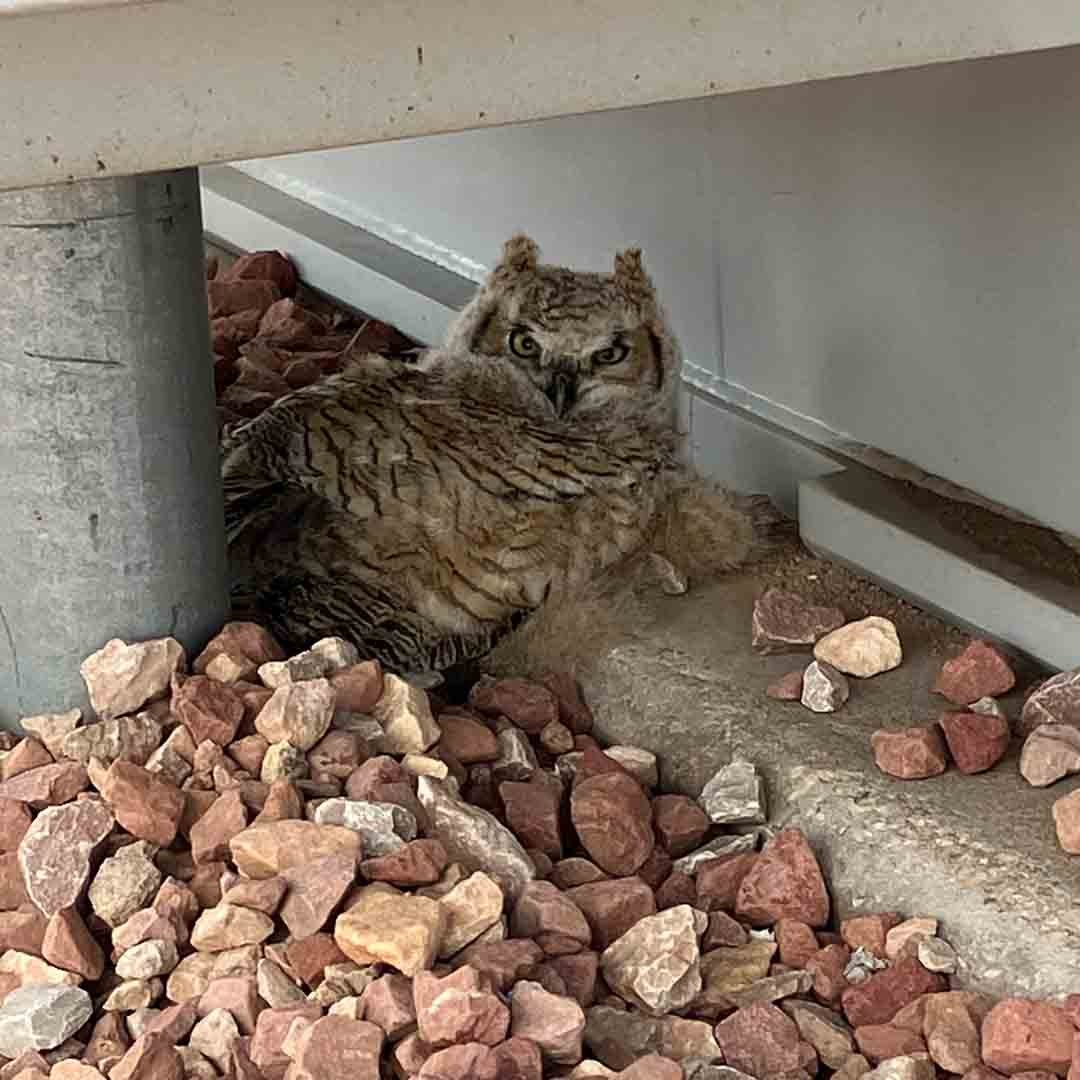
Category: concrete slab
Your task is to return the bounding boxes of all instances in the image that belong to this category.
[581,571,1080,1000]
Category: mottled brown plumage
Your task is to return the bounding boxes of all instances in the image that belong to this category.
[222,236,764,676]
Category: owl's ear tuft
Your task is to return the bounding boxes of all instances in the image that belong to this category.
[496,234,541,276]
[613,247,656,308]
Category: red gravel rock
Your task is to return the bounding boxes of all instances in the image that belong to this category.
[280,854,356,939]
[871,725,949,780]
[173,675,245,747]
[854,1023,928,1062]
[500,780,563,860]
[469,678,558,734]
[455,940,544,994]
[208,279,281,319]
[776,919,820,968]
[101,760,185,846]
[807,943,851,1004]
[752,588,847,653]
[735,828,830,928]
[418,1042,498,1079]
[438,711,499,765]
[286,932,348,987]
[697,852,759,912]
[634,845,673,892]
[287,1014,383,1080]
[933,640,1016,705]
[42,907,105,979]
[110,1031,184,1080]
[651,795,710,858]
[0,738,53,781]
[939,710,1011,774]
[570,771,654,876]
[841,954,947,1027]
[546,951,599,1009]
[416,971,510,1048]
[538,671,594,735]
[221,251,299,296]
[0,907,46,955]
[566,877,657,950]
[493,1036,544,1080]
[702,910,750,949]
[655,870,697,910]
[1052,788,1080,855]
[329,661,385,714]
[548,858,608,890]
[361,839,448,886]
[982,999,1076,1076]
[841,913,902,959]
[716,1001,803,1077]
[190,789,248,866]
[0,799,32,852]
[250,1003,324,1075]
[1021,671,1080,737]
[0,762,88,808]
[510,882,591,956]
[198,975,262,1035]
[17,796,114,916]
[767,670,806,700]
[361,973,416,1039]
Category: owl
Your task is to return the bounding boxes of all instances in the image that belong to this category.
[222,235,771,679]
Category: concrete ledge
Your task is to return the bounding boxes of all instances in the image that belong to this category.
[582,574,1080,999]
[799,469,1080,671]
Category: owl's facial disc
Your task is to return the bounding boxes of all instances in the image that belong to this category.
[503,323,644,419]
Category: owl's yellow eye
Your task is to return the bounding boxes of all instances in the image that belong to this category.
[591,342,629,366]
[508,327,540,359]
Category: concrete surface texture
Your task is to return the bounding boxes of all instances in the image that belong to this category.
[0,171,228,728]
[582,571,1080,1000]
[6,0,1080,191]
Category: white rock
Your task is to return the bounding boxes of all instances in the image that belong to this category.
[115,939,179,980]
[699,761,765,825]
[813,616,902,678]
[258,649,333,688]
[0,985,93,1057]
[673,834,758,876]
[373,675,441,755]
[601,904,706,1016]
[314,798,418,856]
[80,637,185,719]
[605,746,659,788]
[801,660,850,713]
[417,777,534,901]
[310,636,361,672]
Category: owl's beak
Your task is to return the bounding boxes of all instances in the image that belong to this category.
[545,371,578,418]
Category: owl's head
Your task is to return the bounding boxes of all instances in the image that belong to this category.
[443,234,681,428]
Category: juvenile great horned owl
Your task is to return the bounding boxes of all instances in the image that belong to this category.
[222,236,763,677]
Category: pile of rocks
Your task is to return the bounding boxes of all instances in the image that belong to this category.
[752,589,1080,856]
[206,250,416,431]
[0,624,1077,1079]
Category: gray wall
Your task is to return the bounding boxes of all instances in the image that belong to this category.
[216,45,1080,535]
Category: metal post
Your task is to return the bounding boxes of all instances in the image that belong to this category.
[0,169,228,728]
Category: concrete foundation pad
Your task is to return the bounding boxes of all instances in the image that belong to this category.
[582,573,1080,999]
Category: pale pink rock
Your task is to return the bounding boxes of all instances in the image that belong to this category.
[17,798,113,916]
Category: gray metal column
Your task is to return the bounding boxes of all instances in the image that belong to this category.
[0,170,228,728]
